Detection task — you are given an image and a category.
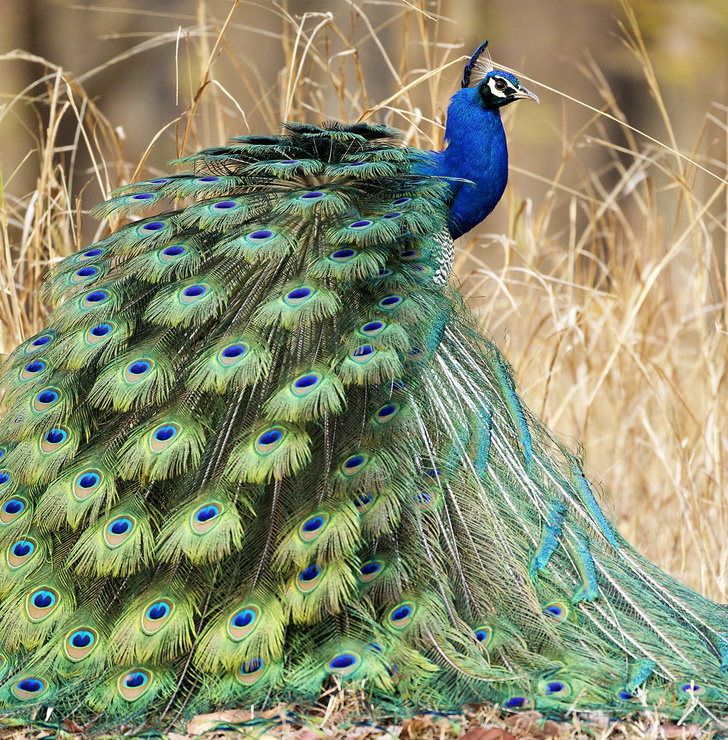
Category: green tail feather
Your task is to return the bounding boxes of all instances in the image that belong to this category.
[0,119,726,737]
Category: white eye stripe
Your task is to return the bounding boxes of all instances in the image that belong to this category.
[487,77,516,98]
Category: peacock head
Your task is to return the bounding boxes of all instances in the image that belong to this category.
[474,70,539,109]
[459,40,539,110]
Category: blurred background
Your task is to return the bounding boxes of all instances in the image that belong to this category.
[1,0,728,599]
[2,0,727,214]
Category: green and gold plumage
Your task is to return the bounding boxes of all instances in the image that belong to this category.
[0,43,726,736]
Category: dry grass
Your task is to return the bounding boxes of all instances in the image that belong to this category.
[0,1,726,738]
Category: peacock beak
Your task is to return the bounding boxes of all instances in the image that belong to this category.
[514,85,539,103]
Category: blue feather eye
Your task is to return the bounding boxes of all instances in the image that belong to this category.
[117,669,153,701]
[34,389,60,409]
[327,653,360,676]
[294,374,318,389]
[378,295,402,309]
[125,672,147,688]
[189,501,224,534]
[331,249,356,261]
[374,403,399,424]
[141,221,166,232]
[414,490,437,510]
[361,321,384,335]
[544,680,570,697]
[256,428,285,453]
[127,360,152,376]
[302,515,325,532]
[680,682,705,696]
[194,505,220,523]
[618,689,636,700]
[300,191,323,200]
[71,630,93,647]
[221,344,246,359]
[260,431,280,444]
[7,537,39,571]
[544,602,568,621]
[111,519,130,534]
[352,345,374,357]
[21,360,46,380]
[45,429,66,444]
[474,627,492,648]
[182,285,207,301]
[63,627,100,662]
[392,197,411,205]
[349,220,372,229]
[153,425,178,442]
[103,516,137,549]
[359,559,384,582]
[74,266,98,280]
[72,470,102,501]
[90,323,112,337]
[505,696,526,709]
[233,609,256,627]
[296,563,324,594]
[298,513,329,543]
[10,539,34,558]
[41,427,70,453]
[341,454,368,475]
[299,564,321,581]
[236,657,266,685]
[13,677,47,700]
[353,493,373,512]
[226,605,260,641]
[26,587,60,621]
[141,599,176,635]
[83,290,108,305]
[286,287,312,302]
[387,602,415,629]
[28,335,53,351]
[81,248,104,258]
[0,471,10,486]
[250,230,273,240]
[162,245,185,257]
[146,602,170,620]
[1,497,27,521]
[288,372,326,399]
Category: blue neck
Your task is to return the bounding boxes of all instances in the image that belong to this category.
[422,89,509,239]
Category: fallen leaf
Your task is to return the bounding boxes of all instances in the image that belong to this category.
[660,724,702,738]
[400,716,436,739]
[61,719,85,733]
[461,727,517,740]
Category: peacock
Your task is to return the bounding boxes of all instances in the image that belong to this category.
[0,40,726,735]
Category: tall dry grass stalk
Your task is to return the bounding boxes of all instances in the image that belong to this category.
[0,0,726,617]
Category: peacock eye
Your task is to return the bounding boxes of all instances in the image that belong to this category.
[494,77,507,91]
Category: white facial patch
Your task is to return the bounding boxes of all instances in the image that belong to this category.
[487,76,517,98]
